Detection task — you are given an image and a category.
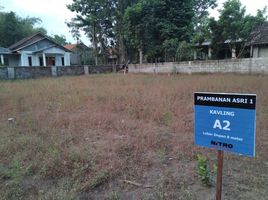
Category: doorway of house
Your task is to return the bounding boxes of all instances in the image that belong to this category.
[46,57,55,66]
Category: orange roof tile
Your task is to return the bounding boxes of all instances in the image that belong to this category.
[64,44,77,50]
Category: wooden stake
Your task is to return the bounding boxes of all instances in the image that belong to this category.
[216,150,224,200]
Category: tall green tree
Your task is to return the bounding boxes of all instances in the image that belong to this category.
[114,0,138,63]
[209,0,267,58]
[67,0,137,64]
[67,0,216,63]
[52,34,69,45]
[0,12,21,47]
[124,0,216,62]
[67,0,116,65]
[0,10,47,47]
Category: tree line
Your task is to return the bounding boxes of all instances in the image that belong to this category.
[67,0,267,64]
[0,6,69,48]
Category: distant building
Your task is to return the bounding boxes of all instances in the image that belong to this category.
[194,22,268,60]
[64,43,92,65]
[0,32,71,67]
[249,22,268,58]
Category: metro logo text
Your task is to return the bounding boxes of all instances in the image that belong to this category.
[211,140,233,149]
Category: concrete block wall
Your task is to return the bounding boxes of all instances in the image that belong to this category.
[0,68,8,79]
[88,65,115,74]
[129,58,268,74]
[15,67,51,79]
[0,65,113,80]
[56,66,85,77]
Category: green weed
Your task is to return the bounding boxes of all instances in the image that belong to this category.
[196,154,212,187]
[108,191,120,200]
[1,157,32,184]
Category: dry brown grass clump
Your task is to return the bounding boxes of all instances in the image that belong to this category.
[0,74,267,199]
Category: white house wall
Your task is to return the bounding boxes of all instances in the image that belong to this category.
[6,38,71,66]
[18,47,70,66]
[253,47,259,58]
[64,53,71,66]
[32,55,39,66]
[55,55,62,66]
[20,53,28,66]
[43,47,66,54]
[259,47,268,58]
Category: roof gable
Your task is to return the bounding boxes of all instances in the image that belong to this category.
[64,43,90,52]
[250,22,268,45]
[0,47,11,54]
[64,44,76,51]
[9,32,71,52]
[9,32,45,51]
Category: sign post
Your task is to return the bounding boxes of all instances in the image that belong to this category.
[194,92,256,199]
[216,150,223,200]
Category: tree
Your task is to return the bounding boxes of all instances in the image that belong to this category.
[114,0,138,64]
[67,0,116,65]
[0,12,21,47]
[209,0,267,58]
[176,41,193,61]
[0,10,47,47]
[52,34,69,45]
[67,0,216,63]
[124,0,216,62]
[67,0,138,65]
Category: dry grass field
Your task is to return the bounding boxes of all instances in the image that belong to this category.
[0,74,268,200]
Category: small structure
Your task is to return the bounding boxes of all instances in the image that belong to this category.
[194,40,245,60]
[0,32,71,67]
[249,22,268,58]
[64,43,92,65]
[194,41,212,60]
[194,22,268,60]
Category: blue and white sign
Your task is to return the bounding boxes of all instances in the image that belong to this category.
[194,92,256,157]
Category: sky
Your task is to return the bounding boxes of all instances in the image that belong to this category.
[1,0,268,45]
[1,0,90,44]
[209,0,268,19]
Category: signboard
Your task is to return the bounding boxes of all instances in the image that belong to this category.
[194,92,256,157]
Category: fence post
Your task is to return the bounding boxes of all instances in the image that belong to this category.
[7,67,15,79]
[84,66,89,75]
[51,66,57,77]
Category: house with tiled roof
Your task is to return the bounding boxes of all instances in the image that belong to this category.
[0,32,71,67]
[64,42,92,65]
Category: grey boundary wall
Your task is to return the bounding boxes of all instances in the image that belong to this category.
[0,67,8,80]
[0,65,113,80]
[129,58,268,74]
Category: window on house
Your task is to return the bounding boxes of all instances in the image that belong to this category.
[39,57,43,66]
[61,57,65,66]
[28,56,32,66]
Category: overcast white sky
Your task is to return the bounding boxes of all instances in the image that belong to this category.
[1,0,268,45]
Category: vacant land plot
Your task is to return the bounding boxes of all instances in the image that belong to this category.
[0,74,267,200]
